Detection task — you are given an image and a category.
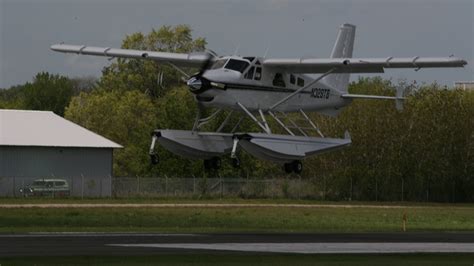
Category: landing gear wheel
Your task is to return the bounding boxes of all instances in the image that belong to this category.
[231,157,241,168]
[284,163,293,174]
[293,160,303,174]
[211,157,222,170]
[150,154,159,165]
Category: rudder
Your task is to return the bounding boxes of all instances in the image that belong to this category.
[323,23,356,93]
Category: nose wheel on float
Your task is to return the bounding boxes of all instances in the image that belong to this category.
[204,157,222,171]
[150,153,159,165]
[203,156,240,171]
[283,160,303,174]
[231,157,240,168]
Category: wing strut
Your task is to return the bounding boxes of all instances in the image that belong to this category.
[299,109,324,138]
[216,111,234,132]
[268,111,295,136]
[269,67,338,110]
[237,102,271,134]
[167,62,190,78]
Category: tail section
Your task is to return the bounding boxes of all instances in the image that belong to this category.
[323,23,356,93]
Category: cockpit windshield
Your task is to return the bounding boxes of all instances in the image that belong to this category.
[224,59,250,73]
[211,59,227,69]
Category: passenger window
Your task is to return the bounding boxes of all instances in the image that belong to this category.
[244,66,255,79]
[273,73,286,87]
[255,67,262,80]
[297,77,305,87]
[290,74,295,85]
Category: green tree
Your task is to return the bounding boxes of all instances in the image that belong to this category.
[65,90,158,177]
[98,25,207,98]
[0,84,27,109]
[22,72,73,116]
[305,78,473,202]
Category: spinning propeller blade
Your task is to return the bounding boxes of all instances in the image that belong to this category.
[196,53,214,78]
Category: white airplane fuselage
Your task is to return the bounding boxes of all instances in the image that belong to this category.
[189,56,350,115]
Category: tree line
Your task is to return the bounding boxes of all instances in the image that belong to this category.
[1,25,472,202]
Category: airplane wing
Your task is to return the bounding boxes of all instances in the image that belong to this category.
[50,44,210,68]
[263,57,467,73]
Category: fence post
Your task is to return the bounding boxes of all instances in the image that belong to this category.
[13,176,16,197]
[165,175,168,197]
[375,176,378,201]
[51,174,55,199]
[401,178,404,202]
[349,176,353,201]
[193,175,196,196]
[299,175,302,200]
[323,175,326,201]
[452,180,455,203]
[71,176,74,197]
[110,175,113,198]
[246,175,249,198]
[220,174,223,199]
[137,176,140,195]
[271,179,274,199]
[81,174,84,199]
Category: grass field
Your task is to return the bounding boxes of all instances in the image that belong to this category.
[2,254,474,266]
[0,199,473,233]
[2,197,474,206]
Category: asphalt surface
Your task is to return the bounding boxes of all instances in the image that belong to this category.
[1,232,474,257]
[2,203,471,209]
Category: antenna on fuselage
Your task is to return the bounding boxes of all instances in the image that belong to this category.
[233,44,240,56]
[263,46,270,58]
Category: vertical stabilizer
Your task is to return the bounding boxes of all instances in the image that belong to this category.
[323,23,356,93]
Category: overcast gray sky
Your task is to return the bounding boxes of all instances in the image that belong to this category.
[0,0,473,88]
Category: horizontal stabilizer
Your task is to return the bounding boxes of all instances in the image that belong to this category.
[341,94,402,100]
[341,93,405,110]
[344,130,351,140]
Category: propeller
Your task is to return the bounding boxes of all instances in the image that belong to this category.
[196,52,215,78]
[187,52,216,94]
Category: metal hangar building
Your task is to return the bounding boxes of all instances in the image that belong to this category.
[0,109,122,197]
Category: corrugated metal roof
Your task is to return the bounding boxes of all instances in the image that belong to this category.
[0,109,122,148]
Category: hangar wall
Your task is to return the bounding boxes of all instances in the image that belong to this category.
[0,146,113,197]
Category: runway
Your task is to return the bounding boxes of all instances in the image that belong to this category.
[1,232,473,257]
[1,203,472,209]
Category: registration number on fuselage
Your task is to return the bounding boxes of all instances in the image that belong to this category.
[311,88,330,99]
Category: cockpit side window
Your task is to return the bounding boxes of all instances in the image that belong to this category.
[225,59,250,73]
[211,59,227,69]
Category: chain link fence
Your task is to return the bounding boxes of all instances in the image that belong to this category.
[112,177,326,199]
[0,176,112,198]
[0,176,327,199]
[0,175,450,202]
